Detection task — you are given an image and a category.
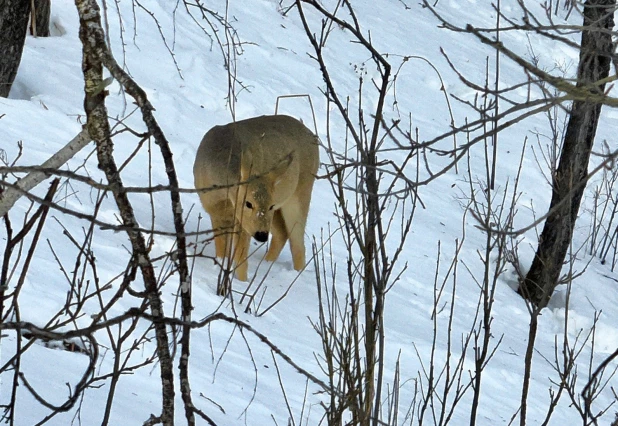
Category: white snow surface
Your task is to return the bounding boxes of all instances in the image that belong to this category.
[1,0,618,425]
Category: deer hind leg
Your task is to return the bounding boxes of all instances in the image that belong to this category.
[283,175,317,271]
[265,209,288,263]
[280,197,309,271]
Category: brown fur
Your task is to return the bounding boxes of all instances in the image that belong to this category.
[194,115,320,281]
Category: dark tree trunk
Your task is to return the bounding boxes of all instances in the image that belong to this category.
[31,0,51,37]
[520,0,616,309]
[0,0,31,98]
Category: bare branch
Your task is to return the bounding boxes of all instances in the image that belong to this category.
[0,128,91,217]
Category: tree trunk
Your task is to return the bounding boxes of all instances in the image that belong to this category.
[31,0,51,37]
[520,0,616,309]
[76,0,176,423]
[0,0,31,98]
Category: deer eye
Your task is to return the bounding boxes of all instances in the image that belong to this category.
[245,201,253,209]
[269,205,275,211]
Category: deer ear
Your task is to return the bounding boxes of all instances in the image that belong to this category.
[240,152,253,182]
[269,153,293,184]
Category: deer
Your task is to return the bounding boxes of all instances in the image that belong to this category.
[194,114,319,281]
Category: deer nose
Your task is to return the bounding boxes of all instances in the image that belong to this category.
[254,231,269,243]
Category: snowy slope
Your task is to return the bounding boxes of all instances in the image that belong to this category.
[1,0,618,425]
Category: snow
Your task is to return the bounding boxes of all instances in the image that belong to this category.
[1,0,618,425]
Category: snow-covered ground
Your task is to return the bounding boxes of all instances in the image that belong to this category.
[1,0,618,425]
